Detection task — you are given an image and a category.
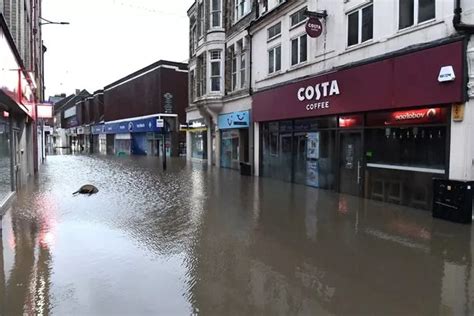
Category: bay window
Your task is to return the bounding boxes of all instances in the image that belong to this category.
[210,50,222,92]
[211,0,222,28]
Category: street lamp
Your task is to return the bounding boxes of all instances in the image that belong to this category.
[40,17,70,26]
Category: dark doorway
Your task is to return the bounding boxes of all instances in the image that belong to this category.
[339,131,363,196]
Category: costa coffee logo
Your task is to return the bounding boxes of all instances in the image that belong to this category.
[306,17,323,38]
[297,80,340,111]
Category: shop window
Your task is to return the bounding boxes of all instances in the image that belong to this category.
[347,4,373,47]
[290,7,307,27]
[365,126,446,169]
[210,50,221,92]
[399,0,435,30]
[268,45,281,74]
[268,22,281,40]
[211,0,222,28]
[291,34,307,66]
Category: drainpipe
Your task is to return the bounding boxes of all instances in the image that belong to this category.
[453,0,474,33]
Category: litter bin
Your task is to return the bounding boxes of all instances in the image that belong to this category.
[240,162,251,176]
[432,178,474,223]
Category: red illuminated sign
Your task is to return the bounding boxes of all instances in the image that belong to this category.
[339,115,363,128]
[384,108,442,125]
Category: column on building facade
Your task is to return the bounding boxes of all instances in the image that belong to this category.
[206,118,213,167]
[450,36,474,180]
[186,130,192,161]
[253,122,259,177]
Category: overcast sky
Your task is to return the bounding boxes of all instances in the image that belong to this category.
[42,0,193,99]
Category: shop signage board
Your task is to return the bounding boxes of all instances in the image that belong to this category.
[92,124,105,134]
[105,116,163,134]
[253,40,465,122]
[218,110,250,129]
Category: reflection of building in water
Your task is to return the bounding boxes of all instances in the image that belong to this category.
[0,211,52,314]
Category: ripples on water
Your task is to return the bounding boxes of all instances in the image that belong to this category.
[0,155,473,315]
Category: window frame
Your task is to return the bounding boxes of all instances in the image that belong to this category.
[209,50,222,93]
[290,33,308,67]
[346,3,373,48]
[267,22,282,41]
[230,46,238,91]
[290,6,308,28]
[268,44,282,75]
[234,0,251,23]
[211,0,222,28]
[398,0,435,30]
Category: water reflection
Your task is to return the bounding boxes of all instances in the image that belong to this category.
[0,155,472,314]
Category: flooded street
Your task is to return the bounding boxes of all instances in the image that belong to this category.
[0,155,473,315]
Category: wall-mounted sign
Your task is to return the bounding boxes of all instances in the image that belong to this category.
[306,17,323,38]
[92,124,105,134]
[218,110,250,129]
[253,40,464,122]
[37,104,53,118]
[163,93,173,114]
[156,119,164,128]
[366,107,446,126]
[452,103,465,122]
[438,65,455,82]
[104,116,163,134]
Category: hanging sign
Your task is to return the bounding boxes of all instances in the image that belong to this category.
[306,17,323,38]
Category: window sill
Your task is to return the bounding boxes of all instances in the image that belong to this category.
[267,34,281,43]
[266,70,282,79]
[288,61,308,72]
[343,39,376,54]
[392,19,442,39]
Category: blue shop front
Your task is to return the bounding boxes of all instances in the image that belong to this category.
[104,115,164,156]
[218,110,250,170]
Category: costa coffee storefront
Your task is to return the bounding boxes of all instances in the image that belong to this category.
[253,39,466,210]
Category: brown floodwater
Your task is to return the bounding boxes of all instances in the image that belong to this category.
[0,155,473,315]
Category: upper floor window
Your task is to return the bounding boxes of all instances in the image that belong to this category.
[211,0,222,28]
[238,40,246,89]
[230,46,238,91]
[399,0,435,30]
[197,54,206,97]
[197,3,204,37]
[267,22,281,40]
[235,0,251,22]
[290,7,307,27]
[347,4,373,47]
[268,45,281,74]
[229,40,247,91]
[291,34,307,66]
[210,50,222,92]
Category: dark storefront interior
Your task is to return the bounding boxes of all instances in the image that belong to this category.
[260,107,449,210]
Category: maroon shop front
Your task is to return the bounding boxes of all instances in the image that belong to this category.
[253,39,466,210]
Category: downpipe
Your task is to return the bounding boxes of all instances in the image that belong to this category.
[453,0,474,33]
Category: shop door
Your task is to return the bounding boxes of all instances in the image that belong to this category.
[339,131,363,196]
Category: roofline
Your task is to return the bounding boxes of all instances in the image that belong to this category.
[104,60,188,91]
[187,2,196,16]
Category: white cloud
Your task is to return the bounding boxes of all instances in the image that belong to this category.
[43,0,193,98]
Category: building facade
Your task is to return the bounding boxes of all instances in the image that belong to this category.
[187,0,255,170]
[0,11,39,205]
[249,0,474,210]
[103,60,188,157]
[186,0,474,211]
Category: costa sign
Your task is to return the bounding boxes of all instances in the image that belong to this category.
[297,80,340,111]
[306,17,323,38]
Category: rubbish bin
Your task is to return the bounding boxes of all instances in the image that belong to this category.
[432,178,474,223]
[240,162,251,176]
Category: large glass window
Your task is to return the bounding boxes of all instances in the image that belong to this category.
[191,131,208,159]
[399,0,435,30]
[221,130,240,169]
[235,0,250,22]
[0,121,11,199]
